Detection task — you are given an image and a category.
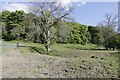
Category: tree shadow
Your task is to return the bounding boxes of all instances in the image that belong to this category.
[18,45,46,54]
[65,46,106,51]
[79,48,106,51]
[30,46,46,54]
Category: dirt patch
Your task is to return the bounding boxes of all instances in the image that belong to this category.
[2,50,67,78]
[1,49,119,78]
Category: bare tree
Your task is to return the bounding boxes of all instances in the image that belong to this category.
[28,2,73,53]
[98,13,118,50]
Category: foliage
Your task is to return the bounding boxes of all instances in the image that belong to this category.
[98,13,118,50]
[2,10,30,41]
[88,26,104,45]
[69,22,88,45]
[115,34,120,49]
[100,26,117,49]
[56,22,73,43]
[1,10,120,50]
[2,10,11,22]
[107,34,120,49]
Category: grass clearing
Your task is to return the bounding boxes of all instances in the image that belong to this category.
[2,40,120,78]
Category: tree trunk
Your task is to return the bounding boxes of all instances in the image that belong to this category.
[105,47,108,50]
[105,40,108,50]
[46,30,50,53]
[113,47,115,50]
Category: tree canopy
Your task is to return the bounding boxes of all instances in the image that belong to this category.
[2,10,29,41]
[1,9,120,51]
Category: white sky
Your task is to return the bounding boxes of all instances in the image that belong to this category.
[1,0,119,13]
[2,1,85,13]
[3,3,29,13]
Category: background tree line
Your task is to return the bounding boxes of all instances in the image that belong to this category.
[1,10,120,50]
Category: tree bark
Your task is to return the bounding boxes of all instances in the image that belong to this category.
[46,30,50,53]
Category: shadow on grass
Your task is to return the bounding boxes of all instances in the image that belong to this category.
[79,48,106,51]
[30,46,46,54]
[18,45,46,54]
[65,46,106,51]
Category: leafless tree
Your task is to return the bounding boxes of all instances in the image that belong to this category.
[28,2,73,53]
[98,13,118,50]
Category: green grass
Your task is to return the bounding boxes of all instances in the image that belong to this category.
[17,41,119,78]
[5,40,119,58]
[0,40,2,55]
[2,40,120,78]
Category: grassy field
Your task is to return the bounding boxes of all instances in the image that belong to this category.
[2,40,120,78]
